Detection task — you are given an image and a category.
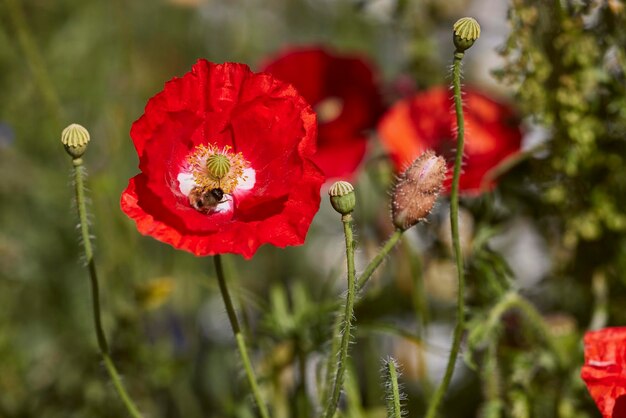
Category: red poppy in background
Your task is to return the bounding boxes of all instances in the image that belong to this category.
[262,47,383,180]
[581,327,626,418]
[377,87,522,194]
[121,60,324,259]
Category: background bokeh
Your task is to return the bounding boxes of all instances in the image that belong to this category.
[2,0,626,417]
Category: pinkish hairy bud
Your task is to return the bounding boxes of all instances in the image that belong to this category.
[391,151,447,230]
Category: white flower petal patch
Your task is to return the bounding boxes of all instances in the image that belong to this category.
[178,172,196,196]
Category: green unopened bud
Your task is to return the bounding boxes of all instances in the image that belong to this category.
[453,17,480,53]
[206,153,231,180]
[392,151,446,230]
[61,123,90,159]
[329,181,356,215]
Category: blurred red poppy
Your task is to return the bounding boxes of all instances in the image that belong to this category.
[121,60,324,259]
[377,87,522,194]
[262,47,383,180]
[582,327,626,418]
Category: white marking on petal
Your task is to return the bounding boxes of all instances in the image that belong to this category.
[214,196,234,214]
[178,172,196,196]
[588,360,614,368]
[236,168,256,191]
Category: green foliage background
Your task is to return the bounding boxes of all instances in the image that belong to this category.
[1,0,625,417]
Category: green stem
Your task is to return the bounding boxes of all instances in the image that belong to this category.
[589,271,608,330]
[5,0,62,125]
[402,239,432,396]
[102,354,144,417]
[323,214,357,418]
[384,360,403,418]
[72,159,143,418]
[488,292,559,359]
[356,229,403,293]
[403,239,428,336]
[296,342,310,418]
[424,51,467,418]
[482,340,503,417]
[321,315,342,407]
[214,255,270,418]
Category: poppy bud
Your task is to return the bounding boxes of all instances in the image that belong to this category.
[453,17,481,53]
[391,151,446,230]
[329,181,356,215]
[61,123,90,160]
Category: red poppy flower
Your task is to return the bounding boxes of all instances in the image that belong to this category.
[581,327,626,418]
[377,87,522,194]
[121,60,325,259]
[261,47,383,180]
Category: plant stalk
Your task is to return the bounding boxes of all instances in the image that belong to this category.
[424,51,467,418]
[323,214,357,418]
[214,254,270,418]
[356,229,403,292]
[72,159,143,418]
[385,359,403,418]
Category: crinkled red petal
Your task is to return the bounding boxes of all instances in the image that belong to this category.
[121,59,324,258]
[581,327,626,418]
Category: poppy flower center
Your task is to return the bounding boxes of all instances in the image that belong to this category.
[177,143,255,215]
[316,97,343,123]
[187,144,248,194]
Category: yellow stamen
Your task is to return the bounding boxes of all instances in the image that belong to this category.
[187,144,248,194]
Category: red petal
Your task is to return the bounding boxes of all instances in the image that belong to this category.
[262,46,383,179]
[122,59,325,258]
[377,87,522,195]
[581,327,626,418]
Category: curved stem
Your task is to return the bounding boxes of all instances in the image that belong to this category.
[356,229,403,293]
[72,159,143,418]
[480,291,560,370]
[424,52,466,418]
[490,292,560,359]
[323,214,357,418]
[102,354,144,417]
[214,255,270,418]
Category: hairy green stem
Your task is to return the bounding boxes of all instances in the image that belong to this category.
[321,315,342,407]
[384,360,403,418]
[72,159,143,418]
[425,52,467,418]
[356,229,403,292]
[214,255,270,418]
[323,214,357,418]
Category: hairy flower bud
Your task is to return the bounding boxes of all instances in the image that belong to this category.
[453,17,480,53]
[391,151,446,230]
[329,181,356,215]
[61,123,90,159]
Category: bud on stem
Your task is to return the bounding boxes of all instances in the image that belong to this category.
[61,123,90,159]
[453,17,481,53]
[391,151,447,230]
[329,181,356,216]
